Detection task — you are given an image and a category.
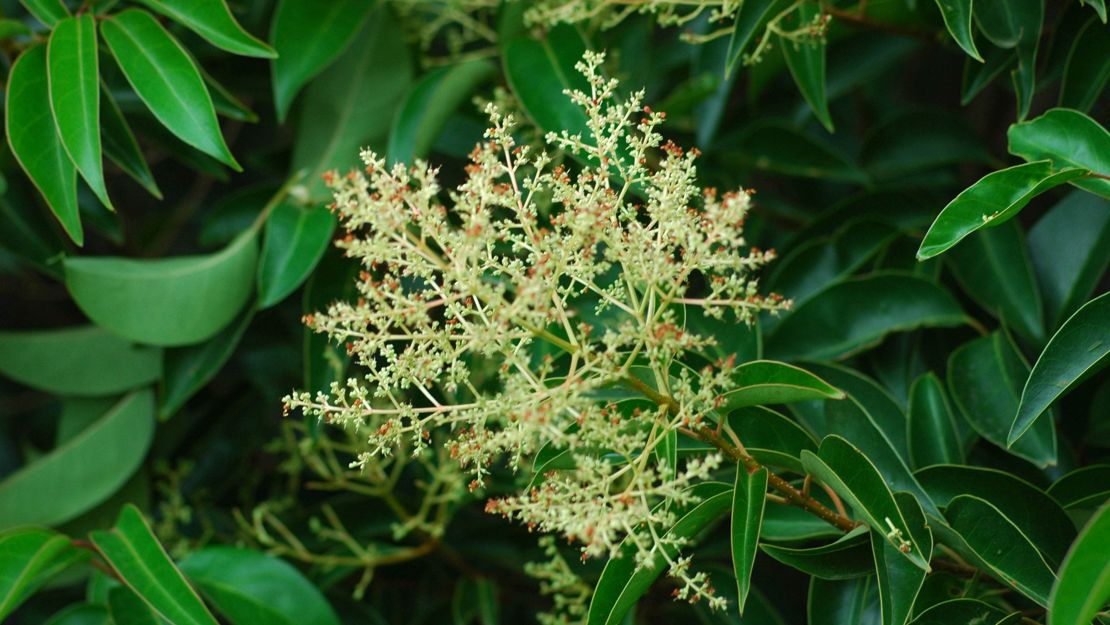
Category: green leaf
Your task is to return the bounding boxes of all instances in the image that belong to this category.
[178,547,340,625]
[1049,502,1110,625]
[1059,16,1110,112]
[101,88,161,199]
[945,221,1044,344]
[798,363,910,463]
[1007,108,1110,198]
[1028,191,1110,328]
[44,605,111,625]
[0,528,88,620]
[101,9,239,170]
[761,527,874,579]
[872,492,932,625]
[0,326,161,396]
[586,482,732,625]
[6,45,81,244]
[780,3,833,132]
[944,495,1056,606]
[761,499,843,543]
[947,332,1057,467]
[258,202,335,309]
[859,110,994,181]
[725,0,786,76]
[961,43,1015,105]
[19,0,68,27]
[0,390,154,528]
[766,273,966,361]
[108,587,162,625]
[160,307,253,419]
[801,435,929,570]
[717,360,844,411]
[48,15,112,211]
[1010,292,1110,444]
[91,505,218,625]
[1047,465,1110,509]
[731,467,767,613]
[973,0,1039,49]
[64,231,258,347]
[721,120,866,182]
[933,0,981,60]
[138,0,275,58]
[916,161,1088,259]
[807,577,879,625]
[915,465,1075,567]
[290,8,413,201]
[269,0,374,121]
[503,25,590,140]
[910,598,1009,625]
[727,406,818,473]
[907,373,963,468]
[387,59,496,166]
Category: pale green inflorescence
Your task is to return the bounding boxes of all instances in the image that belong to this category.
[284,51,788,613]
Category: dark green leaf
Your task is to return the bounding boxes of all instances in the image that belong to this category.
[6,45,81,244]
[0,528,88,619]
[916,161,1088,259]
[947,332,1057,467]
[1011,292,1110,444]
[0,390,154,528]
[64,231,258,347]
[503,25,590,140]
[387,59,496,166]
[91,505,218,625]
[48,14,112,211]
[44,605,111,625]
[761,499,843,543]
[258,202,335,309]
[1048,502,1110,625]
[909,598,1009,625]
[728,406,818,473]
[780,3,833,132]
[944,495,1056,606]
[1047,465,1110,509]
[1059,16,1110,112]
[1028,191,1110,328]
[973,0,1040,49]
[138,0,276,58]
[961,44,1015,105]
[718,360,844,411]
[807,577,879,625]
[766,273,966,361]
[270,0,375,121]
[721,120,866,182]
[761,527,874,579]
[731,467,767,613]
[907,373,963,468]
[19,0,67,27]
[726,0,784,75]
[100,9,238,169]
[932,0,981,60]
[108,587,162,625]
[160,307,254,419]
[0,326,161,396]
[179,546,340,625]
[860,110,993,181]
[101,88,161,199]
[1007,108,1110,198]
[872,492,932,625]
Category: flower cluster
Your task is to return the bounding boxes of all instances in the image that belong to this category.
[284,50,788,610]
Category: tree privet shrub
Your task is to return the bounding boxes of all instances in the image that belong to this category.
[0,1,1106,625]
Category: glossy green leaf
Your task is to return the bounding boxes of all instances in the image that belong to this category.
[48,15,112,211]
[0,326,161,396]
[722,120,866,182]
[0,390,154,528]
[973,0,1040,49]
[872,492,931,625]
[916,161,1088,259]
[1007,108,1110,198]
[91,505,218,625]
[780,3,832,132]
[947,332,1057,467]
[19,0,67,27]
[0,528,88,619]
[586,482,732,625]
[64,231,258,347]
[946,221,1044,344]
[101,88,161,199]
[1082,0,1107,21]
[907,373,963,468]
[139,0,275,58]
[731,467,767,613]
[1049,502,1110,625]
[944,495,1056,606]
[179,546,339,625]
[728,406,818,473]
[807,577,879,625]
[761,527,874,579]
[933,0,981,60]
[910,598,1009,625]
[1047,465,1110,509]
[766,273,966,361]
[6,45,81,244]
[160,307,254,419]
[387,59,496,166]
[44,605,111,625]
[108,587,162,625]
[503,25,590,140]
[916,465,1075,566]
[761,499,844,543]
[269,0,374,121]
[1059,17,1110,111]
[801,435,929,570]
[1028,192,1110,328]
[1011,292,1110,444]
[718,360,844,411]
[799,363,911,463]
[101,9,238,170]
[726,0,786,76]
[291,8,413,200]
[258,202,335,308]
